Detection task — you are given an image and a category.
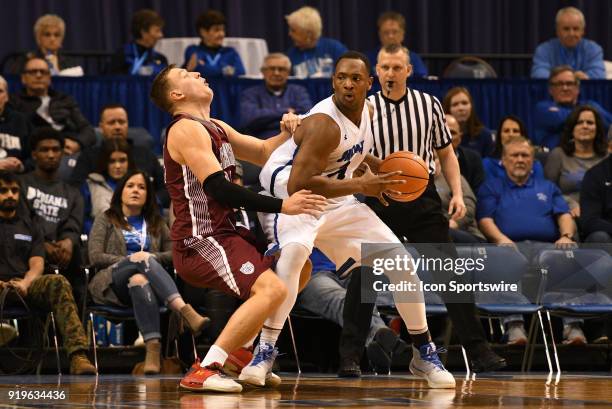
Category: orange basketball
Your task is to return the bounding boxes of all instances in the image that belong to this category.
[378,151,429,202]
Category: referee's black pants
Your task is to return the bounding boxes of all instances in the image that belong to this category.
[339,179,488,361]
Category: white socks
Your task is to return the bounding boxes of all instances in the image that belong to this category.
[201,344,228,367]
[260,243,310,348]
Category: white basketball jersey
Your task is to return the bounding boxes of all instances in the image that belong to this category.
[260,96,373,208]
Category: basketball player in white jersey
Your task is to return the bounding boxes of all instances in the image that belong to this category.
[239,51,455,389]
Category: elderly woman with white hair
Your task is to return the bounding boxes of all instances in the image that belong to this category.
[11,14,83,76]
[285,6,347,78]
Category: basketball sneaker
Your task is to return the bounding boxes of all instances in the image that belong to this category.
[409,342,456,389]
[180,361,242,393]
[223,346,254,377]
[238,343,281,387]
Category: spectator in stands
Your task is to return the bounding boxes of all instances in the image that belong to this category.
[442,87,494,158]
[534,66,612,151]
[285,6,348,78]
[295,248,409,374]
[88,169,209,375]
[69,104,168,207]
[8,14,83,76]
[478,136,576,247]
[110,9,168,76]
[531,7,605,80]
[0,75,31,173]
[240,53,312,139]
[365,12,427,78]
[446,113,484,193]
[580,155,612,243]
[19,127,86,309]
[483,115,545,181]
[10,57,96,153]
[81,138,133,233]
[433,151,484,243]
[477,136,581,345]
[545,106,608,218]
[0,171,96,374]
[183,10,245,78]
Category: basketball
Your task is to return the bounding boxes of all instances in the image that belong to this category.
[378,151,429,202]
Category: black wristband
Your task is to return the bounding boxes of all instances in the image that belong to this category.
[203,171,283,213]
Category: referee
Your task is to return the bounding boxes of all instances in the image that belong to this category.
[340,44,506,375]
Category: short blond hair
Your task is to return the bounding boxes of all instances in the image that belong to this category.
[34,14,65,40]
[285,6,322,40]
[555,7,585,28]
[0,75,7,91]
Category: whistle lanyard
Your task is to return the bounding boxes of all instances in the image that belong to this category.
[204,52,221,67]
[138,219,147,251]
[131,44,149,75]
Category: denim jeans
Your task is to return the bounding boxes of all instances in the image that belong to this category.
[296,271,386,345]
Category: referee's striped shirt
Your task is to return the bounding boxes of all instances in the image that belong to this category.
[368,89,452,175]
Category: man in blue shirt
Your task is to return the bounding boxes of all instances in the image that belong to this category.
[240,53,312,140]
[365,11,428,79]
[531,7,605,80]
[477,136,580,344]
[285,6,347,78]
[477,136,575,245]
[534,66,612,150]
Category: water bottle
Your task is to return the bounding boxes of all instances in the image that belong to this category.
[94,316,108,346]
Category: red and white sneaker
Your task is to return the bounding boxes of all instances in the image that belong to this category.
[180,361,242,393]
[223,347,253,377]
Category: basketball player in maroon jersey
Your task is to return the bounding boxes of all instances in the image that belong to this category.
[150,65,326,392]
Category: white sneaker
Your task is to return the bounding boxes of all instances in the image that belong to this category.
[238,343,279,387]
[180,362,242,393]
[562,324,587,345]
[409,342,456,389]
[265,372,282,388]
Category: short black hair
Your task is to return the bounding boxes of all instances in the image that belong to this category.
[30,127,64,151]
[195,10,226,31]
[100,103,127,119]
[334,51,371,76]
[0,171,19,186]
[131,9,164,39]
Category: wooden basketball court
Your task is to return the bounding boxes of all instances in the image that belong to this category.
[1,373,612,408]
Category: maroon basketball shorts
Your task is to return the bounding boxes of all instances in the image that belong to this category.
[173,228,274,300]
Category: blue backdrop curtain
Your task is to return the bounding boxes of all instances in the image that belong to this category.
[2,0,611,77]
[6,75,610,154]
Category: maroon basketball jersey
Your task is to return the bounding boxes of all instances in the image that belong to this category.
[163,114,237,241]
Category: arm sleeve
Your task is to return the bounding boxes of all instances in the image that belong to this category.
[88,214,124,268]
[58,187,84,245]
[203,171,282,213]
[458,177,477,230]
[544,148,563,185]
[476,180,499,220]
[231,49,246,76]
[531,43,552,79]
[583,42,606,79]
[551,183,570,215]
[293,85,313,113]
[67,96,96,147]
